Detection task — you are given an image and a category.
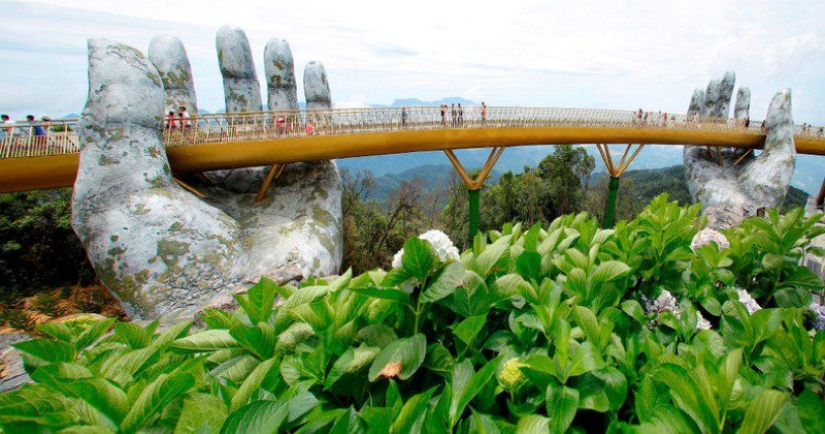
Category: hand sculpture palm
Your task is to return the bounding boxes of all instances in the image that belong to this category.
[72,27,342,321]
[683,72,796,228]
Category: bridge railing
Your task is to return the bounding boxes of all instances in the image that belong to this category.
[2,107,824,159]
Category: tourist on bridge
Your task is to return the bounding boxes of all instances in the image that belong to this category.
[179,106,192,128]
[306,121,314,136]
[481,102,487,126]
[165,111,180,129]
[440,105,447,127]
[458,104,464,126]
[401,106,407,128]
[451,103,457,127]
[0,114,13,140]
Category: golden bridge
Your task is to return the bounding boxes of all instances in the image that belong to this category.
[2,106,824,218]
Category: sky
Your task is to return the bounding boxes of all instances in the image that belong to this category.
[3,0,825,125]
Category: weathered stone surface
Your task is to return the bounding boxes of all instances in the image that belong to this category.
[688,89,704,117]
[702,71,735,117]
[265,38,299,111]
[72,37,343,321]
[684,73,796,228]
[304,61,331,110]
[216,26,262,112]
[734,87,750,120]
[73,39,243,320]
[148,35,197,115]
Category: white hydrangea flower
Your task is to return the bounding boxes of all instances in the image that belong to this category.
[696,311,712,330]
[737,289,762,314]
[690,228,730,251]
[809,303,825,332]
[392,229,459,270]
[644,290,681,317]
[419,230,460,263]
[391,249,404,269]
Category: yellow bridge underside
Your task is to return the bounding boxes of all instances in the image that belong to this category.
[1,126,822,193]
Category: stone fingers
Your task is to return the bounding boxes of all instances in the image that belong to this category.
[265,38,299,112]
[304,61,331,110]
[148,35,197,115]
[216,26,262,113]
[740,89,796,207]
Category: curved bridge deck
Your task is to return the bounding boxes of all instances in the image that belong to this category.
[1,106,824,192]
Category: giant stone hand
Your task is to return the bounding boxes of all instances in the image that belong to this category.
[683,72,796,228]
[72,30,342,322]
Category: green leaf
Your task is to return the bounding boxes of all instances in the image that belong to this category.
[275,322,315,354]
[230,357,277,412]
[423,343,455,377]
[235,277,278,325]
[14,339,77,367]
[230,323,276,360]
[114,321,157,349]
[573,306,601,346]
[456,356,503,424]
[635,376,658,423]
[401,237,437,282]
[421,261,465,304]
[120,373,195,433]
[175,393,228,434]
[325,345,380,389]
[391,387,437,433]
[773,287,812,308]
[515,415,550,433]
[739,389,788,434]
[220,400,289,434]
[368,334,427,382]
[171,329,240,352]
[64,378,130,426]
[200,308,244,330]
[796,389,825,433]
[453,315,487,347]
[515,250,542,283]
[475,235,512,277]
[469,409,502,434]
[780,267,825,290]
[546,383,579,432]
[591,260,630,284]
[355,324,398,348]
[349,287,411,307]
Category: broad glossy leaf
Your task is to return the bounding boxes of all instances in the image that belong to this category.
[349,287,411,307]
[796,389,825,433]
[235,277,278,324]
[230,357,277,412]
[175,393,227,434]
[220,400,289,434]
[456,356,503,425]
[114,321,157,350]
[14,339,76,365]
[401,237,437,282]
[368,334,427,382]
[200,308,244,330]
[515,415,550,433]
[546,383,578,432]
[475,235,512,278]
[469,409,502,434]
[325,345,380,388]
[120,373,195,433]
[355,324,398,349]
[739,389,788,434]
[421,261,465,304]
[515,250,542,283]
[274,322,315,354]
[171,329,240,352]
[229,323,276,360]
[453,315,487,347]
[391,387,436,433]
[591,260,631,284]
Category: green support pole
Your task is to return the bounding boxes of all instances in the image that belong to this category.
[468,188,480,243]
[604,176,620,228]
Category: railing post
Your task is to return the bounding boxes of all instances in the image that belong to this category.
[468,187,480,243]
[604,176,620,228]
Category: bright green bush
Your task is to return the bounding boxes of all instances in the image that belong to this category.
[2,194,824,433]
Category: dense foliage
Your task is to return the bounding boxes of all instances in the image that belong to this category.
[2,195,824,433]
[0,188,95,300]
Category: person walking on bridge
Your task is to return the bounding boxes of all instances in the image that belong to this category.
[440,104,447,127]
[458,103,464,126]
[451,103,457,127]
[401,106,407,128]
[481,102,487,126]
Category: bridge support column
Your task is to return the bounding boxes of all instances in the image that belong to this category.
[604,176,620,228]
[468,188,480,241]
[255,163,287,203]
[596,143,644,228]
[444,147,506,243]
